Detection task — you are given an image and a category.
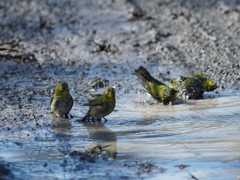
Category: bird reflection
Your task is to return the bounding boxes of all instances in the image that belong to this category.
[51,116,72,133]
[80,121,117,159]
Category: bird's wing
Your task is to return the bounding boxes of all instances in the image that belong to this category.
[70,94,74,109]
[50,90,55,106]
[83,96,104,106]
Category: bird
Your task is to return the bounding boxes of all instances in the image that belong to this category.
[80,87,116,122]
[50,82,73,118]
[169,72,218,99]
[134,66,177,105]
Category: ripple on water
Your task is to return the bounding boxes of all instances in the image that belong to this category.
[108,95,240,163]
[0,93,239,179]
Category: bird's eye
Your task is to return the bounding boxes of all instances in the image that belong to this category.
[60,86,64,90]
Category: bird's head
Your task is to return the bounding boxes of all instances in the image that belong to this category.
[103,87,115,99]
[204,79,218,92]
[54,82,70,96]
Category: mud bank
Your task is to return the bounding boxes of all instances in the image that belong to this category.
[1,0,240,125]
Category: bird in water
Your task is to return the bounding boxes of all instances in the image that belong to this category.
[168,72,218,99]
[50,82,73,118]
[135,66,177,105]
[80,87,116,122]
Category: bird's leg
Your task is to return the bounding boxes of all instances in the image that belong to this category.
[94,118,102,125]
[61,114,67,118]
[67,113,73,119]
[103,117,107,123]
[86,117,89,121]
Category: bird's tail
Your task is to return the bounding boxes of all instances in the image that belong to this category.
[135,66,165,86]
[79,110,91,121]
[135,66,153,83]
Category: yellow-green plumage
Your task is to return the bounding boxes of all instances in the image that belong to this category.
[204,79,218,92]
[169,72,218,99]
[50,82,73,118]
[135,66,177,105]
[81,87,116,121]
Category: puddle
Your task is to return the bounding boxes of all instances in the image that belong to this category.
[0,91,240,179]
[0,59,239,179]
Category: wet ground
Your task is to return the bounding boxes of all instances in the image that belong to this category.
[0,0,240,179]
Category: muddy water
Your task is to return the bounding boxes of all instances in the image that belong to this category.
[0,90,239,179]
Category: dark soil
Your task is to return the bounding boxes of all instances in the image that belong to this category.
[1,0,239,120]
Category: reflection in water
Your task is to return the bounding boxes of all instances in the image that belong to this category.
[51,117,73,157]
[0,95,240,179]
[51,117,72,160]
[51,116,72,133]
[80,121,117,159]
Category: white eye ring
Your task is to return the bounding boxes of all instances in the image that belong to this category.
[60,86,64,90]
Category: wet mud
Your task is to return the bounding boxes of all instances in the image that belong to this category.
[0,0,240,179]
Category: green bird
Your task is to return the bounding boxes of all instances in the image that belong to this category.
[50,82,73,118]
[169,72,218,99]
[135,66,177,105]
[80,87,116,121]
